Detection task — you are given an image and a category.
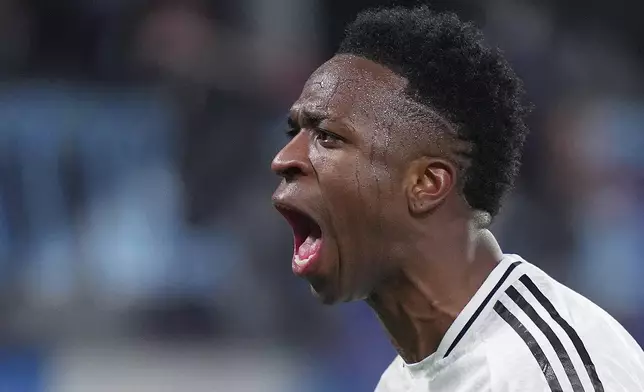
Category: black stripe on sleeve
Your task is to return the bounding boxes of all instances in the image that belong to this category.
[506,285,584,391]
[443,260,522,358]
[494,301,563,392]
[519,275,604,391]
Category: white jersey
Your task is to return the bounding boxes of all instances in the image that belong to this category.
[375,254,644,392]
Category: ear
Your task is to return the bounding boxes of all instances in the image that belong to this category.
[405,157,457,215]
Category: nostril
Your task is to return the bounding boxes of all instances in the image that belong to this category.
[278,166,303,181]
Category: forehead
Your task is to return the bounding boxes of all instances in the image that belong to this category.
[292,55,408,122]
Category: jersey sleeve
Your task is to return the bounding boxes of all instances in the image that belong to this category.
[484,318,561,392]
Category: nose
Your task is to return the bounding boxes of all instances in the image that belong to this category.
[271,133,311,181]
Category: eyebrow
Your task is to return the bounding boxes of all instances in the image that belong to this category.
[288,107,330,127]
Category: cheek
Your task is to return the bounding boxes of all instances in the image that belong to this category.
[324,163,398,243]
[312,151,401,243]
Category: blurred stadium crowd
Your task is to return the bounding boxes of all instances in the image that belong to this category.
[0,0,642,391]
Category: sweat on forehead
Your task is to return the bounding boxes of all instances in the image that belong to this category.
[297,55,408,116]
[291,54,459,162]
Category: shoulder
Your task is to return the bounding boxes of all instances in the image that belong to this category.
[484,261,644,391]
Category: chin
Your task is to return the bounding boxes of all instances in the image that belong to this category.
[309,283,368,305]
[309,284,340,305]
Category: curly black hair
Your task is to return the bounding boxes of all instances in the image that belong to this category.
[337,6,530,217]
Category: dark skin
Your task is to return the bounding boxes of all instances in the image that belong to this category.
[271,54,503,363]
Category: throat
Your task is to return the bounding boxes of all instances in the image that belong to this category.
[364,221,503,363]
[366,278,457,364]
[364,230,501,364]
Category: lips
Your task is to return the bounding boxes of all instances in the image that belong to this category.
[274,203,323,275]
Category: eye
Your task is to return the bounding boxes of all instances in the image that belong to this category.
[313,128,343,148]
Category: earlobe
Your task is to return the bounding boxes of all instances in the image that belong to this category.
[405,158,455,215]
[409,197,431,213]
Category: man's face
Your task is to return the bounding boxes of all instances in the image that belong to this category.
[271,55,413,304]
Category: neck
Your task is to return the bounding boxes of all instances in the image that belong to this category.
[366,225,502,364]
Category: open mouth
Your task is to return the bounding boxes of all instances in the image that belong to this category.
[275,205,323,273]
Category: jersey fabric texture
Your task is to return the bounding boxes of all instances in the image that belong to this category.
[375,254,644,392]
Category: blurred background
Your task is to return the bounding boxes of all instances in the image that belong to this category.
[0,0,642,390]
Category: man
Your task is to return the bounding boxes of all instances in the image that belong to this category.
[271,5,644,392]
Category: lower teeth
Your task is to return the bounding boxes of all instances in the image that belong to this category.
[294,254,312,266]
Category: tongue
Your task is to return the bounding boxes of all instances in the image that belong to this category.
[297,236,322,259]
